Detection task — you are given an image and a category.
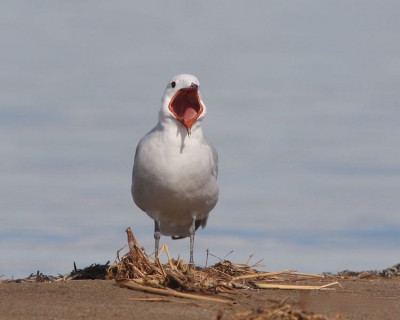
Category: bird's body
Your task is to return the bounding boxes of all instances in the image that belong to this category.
[131,74,219,263]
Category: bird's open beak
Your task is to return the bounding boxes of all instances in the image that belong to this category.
[168,83,203,136]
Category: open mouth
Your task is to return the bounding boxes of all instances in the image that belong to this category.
[168,85,203,131]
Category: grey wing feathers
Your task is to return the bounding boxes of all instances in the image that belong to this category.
[203,135,218,178]
[131,140,146,212]
[132,137,144,178]
[210,143,218,178]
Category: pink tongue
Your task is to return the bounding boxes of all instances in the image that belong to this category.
[183,107,198,121]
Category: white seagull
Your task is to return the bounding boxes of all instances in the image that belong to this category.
[131,74,219,264]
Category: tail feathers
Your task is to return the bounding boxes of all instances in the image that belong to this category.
[170,217,208,240]
[171,235,186,240]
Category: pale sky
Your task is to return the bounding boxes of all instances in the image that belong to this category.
[1,1,399,278]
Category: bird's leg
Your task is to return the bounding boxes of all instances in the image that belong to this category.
[154,220,161,258]
[189,216,196,266]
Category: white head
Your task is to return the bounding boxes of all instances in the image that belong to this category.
[159,74,207,135]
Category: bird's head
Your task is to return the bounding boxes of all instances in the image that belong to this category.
[160,74,206,136]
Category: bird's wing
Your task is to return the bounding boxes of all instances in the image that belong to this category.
[206,138,218,179]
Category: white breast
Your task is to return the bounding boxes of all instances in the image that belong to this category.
[131,121,219,237]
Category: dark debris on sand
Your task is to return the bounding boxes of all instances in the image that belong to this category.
[337,263,400,278]
[2,261,110,283]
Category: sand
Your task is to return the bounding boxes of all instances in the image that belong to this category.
[1,278,400,319]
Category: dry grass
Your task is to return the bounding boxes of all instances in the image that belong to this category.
[107,228,339,293]
[106,228,343,318]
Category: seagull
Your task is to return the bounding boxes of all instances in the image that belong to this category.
[131,74,219,264]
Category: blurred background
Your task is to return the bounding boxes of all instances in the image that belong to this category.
[1,1,399,279]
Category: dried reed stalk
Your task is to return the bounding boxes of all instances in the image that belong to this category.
[233,270,325,281]
[255,281,340,290]
[119,279,236,305]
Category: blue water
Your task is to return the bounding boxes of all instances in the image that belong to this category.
[1,1,400,279]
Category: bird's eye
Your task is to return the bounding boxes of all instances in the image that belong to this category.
[171,81,176,88]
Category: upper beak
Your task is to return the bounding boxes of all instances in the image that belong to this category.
[190,83,198,89]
